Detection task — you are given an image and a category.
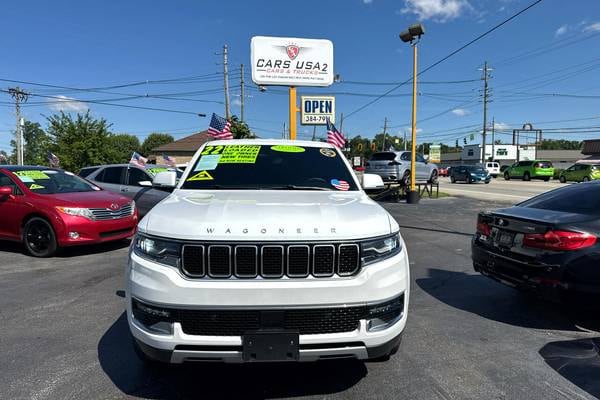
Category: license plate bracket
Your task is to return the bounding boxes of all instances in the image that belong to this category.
[242,331,299,362]
[492,227,515,247]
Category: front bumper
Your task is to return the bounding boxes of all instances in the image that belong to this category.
[126,246,409,363]
[56,215,138,246]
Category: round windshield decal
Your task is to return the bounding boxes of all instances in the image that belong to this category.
[320,148,336,158]
[271,145,305,153]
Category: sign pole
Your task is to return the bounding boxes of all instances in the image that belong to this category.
[407,42,420,204]
[289,86,297,140]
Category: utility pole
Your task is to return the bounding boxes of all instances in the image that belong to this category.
[479,61,492,164]
[240,64,245,122]
[381,117,388,151]
[223,44,231,119]
[311,125,316,141]
[491,116,495,162]
[339,113,344,134]
[282,122,286,139]
[9,87,28,166]
[404,131,407,151]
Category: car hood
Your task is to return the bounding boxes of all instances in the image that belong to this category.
[41,190,131,208]
[140,190,393,241]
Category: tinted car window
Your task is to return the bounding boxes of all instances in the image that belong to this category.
[78,167,99,178]
[416,154,426,163]
[183,145,358,191]
[519,184,600,215]
[0,172,21,195]
[127,168,151,186]
[98,167,124,184]
[370,152,396,161]
[400,152,411,161]
[520,161,533,166]
[534,161,552,168]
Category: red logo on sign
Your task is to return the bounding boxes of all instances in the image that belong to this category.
[286,45,300,60]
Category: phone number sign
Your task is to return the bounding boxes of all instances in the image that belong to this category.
[301,96,335,125]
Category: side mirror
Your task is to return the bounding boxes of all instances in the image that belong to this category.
[0,186,13,196]
[362,173,385,190]
[138,180,152,187]
[152,171,177,188]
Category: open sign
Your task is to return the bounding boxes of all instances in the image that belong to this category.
[300,96,335,125]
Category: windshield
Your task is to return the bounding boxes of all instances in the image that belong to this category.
[467,166,487,173]
[519,184,600,215]
[182,144,358,191]
[12,169,100,194]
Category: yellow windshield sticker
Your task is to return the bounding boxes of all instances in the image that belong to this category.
[147,167,168,175]
[218,145,261,164]
[201,145,225,155]
[271,145,305,153]
[187,170,214,181]
[29,184,45,190]
[15,170,50,180]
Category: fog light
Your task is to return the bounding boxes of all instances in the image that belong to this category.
[132,299,173,335]
[366,295,404,332]
[69,232,80,239]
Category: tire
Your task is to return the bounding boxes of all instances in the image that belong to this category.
[543,177,550,182]
[559,176,566,183]
[401,171,411,187]
[467,176,472,184]
[583,176,590,182]
[485,180,490,184]
[523,172,531,181]
[23,217,57,257]
[504,172,510,180]
[450,175,456,183]
[428,170,438,184]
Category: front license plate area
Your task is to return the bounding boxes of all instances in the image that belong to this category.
[242,331,299,362]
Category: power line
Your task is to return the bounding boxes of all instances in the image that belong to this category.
[343,0,544,120]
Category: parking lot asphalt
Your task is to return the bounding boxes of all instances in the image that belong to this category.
[438,176,564,202]
[1,197,599,400]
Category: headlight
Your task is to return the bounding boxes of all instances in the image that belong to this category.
[56,207,95,220]
[360,233,402,265]
[130,200,136,215]
[133,233,181,268]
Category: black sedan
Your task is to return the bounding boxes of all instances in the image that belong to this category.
[472,182,600,302]
[450,165,491,184]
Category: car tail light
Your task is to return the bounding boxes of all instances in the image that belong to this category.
[523,230,596,251]
[476,221,491,236]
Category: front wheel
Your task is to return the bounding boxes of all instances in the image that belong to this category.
[450,175,456,183]
[543,177,550,182]
[583,176,590,182]
[467,176,472,184]
[504,172,510,180]
[23,217,57,257]
[523,172,531,181]
[559,176,566,183]
[429,170,438,184]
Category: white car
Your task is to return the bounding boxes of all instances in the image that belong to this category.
[485,161,500,178]
[127,139,410,364]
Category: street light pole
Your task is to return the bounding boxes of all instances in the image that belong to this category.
[400,23,425,204]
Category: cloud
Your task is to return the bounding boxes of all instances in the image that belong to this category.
[401,0,471,22]
[583,22,600,33]
[493,122,510,130]
[451,108,470,117]
[47,95,88,112]
[232,98,242,106]
[555,24,568,37]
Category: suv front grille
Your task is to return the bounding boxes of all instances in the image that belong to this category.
[181,243,362,279]
[89,204,132,220]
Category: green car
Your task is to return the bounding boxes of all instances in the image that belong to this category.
[504,160,554,181]
[559,163,600,183]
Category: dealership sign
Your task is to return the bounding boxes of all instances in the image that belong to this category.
[301,96,335,125]
[251,36,334,87]
[429,144,441,164]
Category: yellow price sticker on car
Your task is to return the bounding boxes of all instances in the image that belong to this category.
[29,184,45,190]
[15,170,50,180]
[187,170,214,181]
[218,145,261,164]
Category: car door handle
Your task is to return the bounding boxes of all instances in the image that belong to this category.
[120,188,129,192]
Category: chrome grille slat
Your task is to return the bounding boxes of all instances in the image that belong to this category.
[181,243,362,279]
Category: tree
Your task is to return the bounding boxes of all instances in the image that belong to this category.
[538,139,582,150]
[0,150,8,164]
[107,134,140,163]
[11,121,53,166]
[46,111,114,171]
[140,133,174,156]
[229,115,255,139]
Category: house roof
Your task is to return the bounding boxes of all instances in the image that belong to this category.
[151,131,212,153]
[582,139,600,155]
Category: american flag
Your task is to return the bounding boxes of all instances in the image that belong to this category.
[162,153,177,167]
[208,113,233,140]
[47,151,60,167]
[129,152,147,167]
[330,179,350,191]
[326,118,345,149]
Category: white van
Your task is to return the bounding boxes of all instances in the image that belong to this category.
[485,162,500,177]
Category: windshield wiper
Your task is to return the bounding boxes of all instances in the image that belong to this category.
[265,185,332,191]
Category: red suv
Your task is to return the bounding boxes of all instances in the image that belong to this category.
[0,166,138,257]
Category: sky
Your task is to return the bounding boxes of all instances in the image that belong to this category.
[1,0,600,154]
